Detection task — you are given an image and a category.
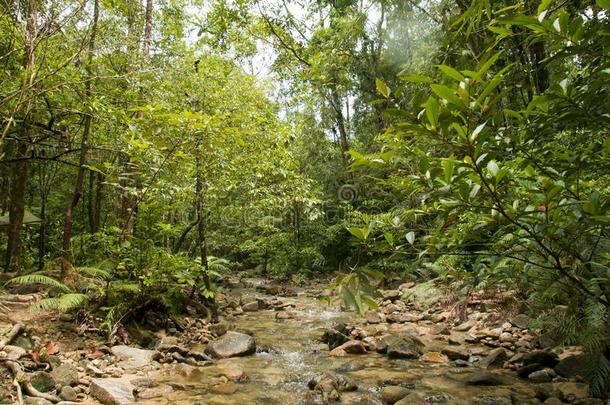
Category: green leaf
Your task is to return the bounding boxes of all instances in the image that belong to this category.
[438,65,465,81]
[376,78,391,98]
[471,123,486,142]
[430,84,463,106]
[487,160,499,176]
[424,97,440,127]
[596,0,610,11]
[383,231,395,246]
[406,231,415,245]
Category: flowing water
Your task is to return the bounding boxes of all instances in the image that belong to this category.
[144,282,537,404]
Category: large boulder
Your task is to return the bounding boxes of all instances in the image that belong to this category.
[90,378,135,405]
[205,331,256,359]
[110,345,158,368]
[383,334,424,359]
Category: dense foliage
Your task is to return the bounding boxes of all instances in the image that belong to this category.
[1,0,610,395]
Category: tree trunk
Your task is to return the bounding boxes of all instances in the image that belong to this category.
[6,140,28,271]
[60,0,99,279]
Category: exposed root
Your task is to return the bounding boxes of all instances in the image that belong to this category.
[4,360,61,403]
[0,323,24,351]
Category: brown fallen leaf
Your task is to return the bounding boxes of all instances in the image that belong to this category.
[87,350,104,360]
[45,341,60,355]
[28,349,40,363]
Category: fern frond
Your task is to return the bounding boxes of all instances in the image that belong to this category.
[30,293,88,312]
[6,274,71,292]
[77,266,112,281]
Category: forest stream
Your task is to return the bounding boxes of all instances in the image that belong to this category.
[136,279,555,405]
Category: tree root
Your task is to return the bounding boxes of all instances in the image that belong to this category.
[4,360,61,403]
[0,323,23,351]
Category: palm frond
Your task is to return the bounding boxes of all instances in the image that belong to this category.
[6,274,71,292]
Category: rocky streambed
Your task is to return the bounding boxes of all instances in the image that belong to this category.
[0,280,606,404]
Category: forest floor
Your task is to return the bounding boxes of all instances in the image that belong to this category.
[0,277,601,405]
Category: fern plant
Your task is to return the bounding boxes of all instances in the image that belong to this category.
[5,274,88,313]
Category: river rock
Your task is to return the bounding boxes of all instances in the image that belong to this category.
[336,359,367,372]
[381,290,401,301]
[383,334,424,359]
[522,350,559,368]
[242,301,259,311]
[59,386,78,402]
[554,354,590,378]
[380,385,411,404]
[308,373,357,392]
[320,328,350,349]
[365,311,382,324]
[510,314,531,329]
[335,340,367,354]
[30,371,56,392]
[90,378,135,405]
[50,363,79,387]
[110,345,158,368]
[473,395,512,405]
[454,319,476,331]
[466,372,504,386]
[528,369,555,383]
[478,348,508,369]
[554,382,588,403]
[441,346,470,361]
[205,331,256,358]
[421,351,448,363]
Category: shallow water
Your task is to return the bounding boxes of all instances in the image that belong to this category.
[147,287,536,404]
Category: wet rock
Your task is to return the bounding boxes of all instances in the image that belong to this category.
[156,343,189,356]
[329,347,347,357]
[510,314,531,329]
[218,365,247,382]
[454,319,476,331]
[209,322,229,336]
[110,345,158,368]
[336,359,367,372]
[542,398,562,405]
[50,363,79,387]
[518,363,544,378]
[308,373,357,392]
[335,340,367,354]
[205,331,256,359]
[275,311,293,320]
[363,336,387,353]
[380,385,411,404]
[466,372,504,386]
[383,334,424,359]
[441,346,470,361]
[478,348,508,369]
[554,354,591,379]
[211,382,238,395]
[59,386,78,402]
[2,344,26,360]
[421,352,449,363]
[554,382,588,403]
[320,328,350,350]
[473,395,512,405]
[90,378,135,405]
[528,369,555,383]
[365,311,382,324]
[382,290,401,301]
[30,371,56,393]
[242,301,259,311]
[523,350,559,368]
[344,393,384,405]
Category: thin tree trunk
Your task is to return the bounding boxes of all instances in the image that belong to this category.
[6,140,28,271]
[60,0,99,279]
